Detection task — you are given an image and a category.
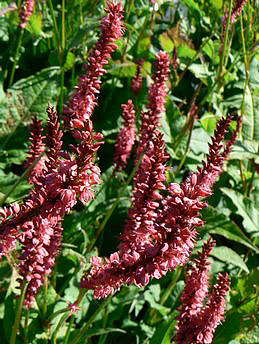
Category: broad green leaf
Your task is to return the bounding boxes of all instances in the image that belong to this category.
[200,113,220,134]
[211,246,249,273]
[202,206,259,253]
[221,187,259,237]
[159,32,174,53]
[178,43,196,59]
[29,13,42,36]
[237,268,259,313]
[9,66,60,122]
[230,140,259,162]
[144,290,170,317]
[210,0,223,9]
[201,39,214,59]
[188,63,211,80]
[36,285,57,309]
[0,170,31,203]
[242,85,254,140]
[3,293,15,343]
[150,313,177,344]
[108,62,137,77]
[190,127,210,155]
[63,51,75,71]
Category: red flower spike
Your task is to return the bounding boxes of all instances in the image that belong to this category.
[114,99,136,171]
[19,0,35,28]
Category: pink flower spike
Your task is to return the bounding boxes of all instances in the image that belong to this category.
[131,59,144,95]
[175,242,230,344]
[114,99,136,171]
[63,1,125,129]
[19,0,35,28]
[24,116,45,184]
[231,0,247,23]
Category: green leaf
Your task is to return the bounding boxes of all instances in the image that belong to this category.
[221,187,259,237]
[9,66,60,123]
[144,290,170,317]
[63,51,75,71]
[211,246,249,273]
[150,313,177,344]
[202,206,259,253]
[237,268,259,313]
[200,113,220,134]
[188,63,211,80]
[230,140,259,162]
[178,43,196,59]
[108,62,137,77]
[3,293,15,342]
[159,32,174,53]
[190,127,210,155]
[210,0,223,9]
[243,85,254,140]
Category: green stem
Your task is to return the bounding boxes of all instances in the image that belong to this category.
[0,153,43,206]
[8,27,24,88]
[175,115,195,176]
[59,0,66,114]
[10,281,28,344]
[52,312,69,344]
[42,276,48,320]
[48,307,68,323]
[64,315,75,344]
[47,0,60,50]
[160,267,182,306]
[70,297,111,344]
[218,0,234,78]
[59,69,65,115]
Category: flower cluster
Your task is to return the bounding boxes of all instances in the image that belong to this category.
[81,114,240,299]
[175,239,230,344]
[19,0,35,28]
[114,100,136,171]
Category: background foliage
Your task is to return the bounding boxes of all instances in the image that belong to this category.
[1,0,259,343]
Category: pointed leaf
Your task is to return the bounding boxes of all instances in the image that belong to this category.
[211,246,249,273]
